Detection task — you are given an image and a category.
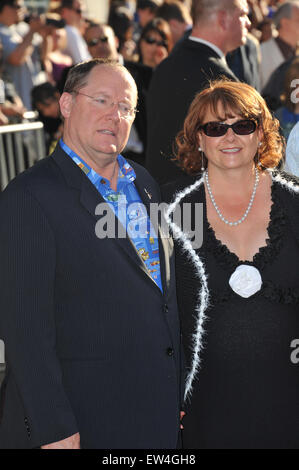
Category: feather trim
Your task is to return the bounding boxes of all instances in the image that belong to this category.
[165,176,210,401]
[270,170,299,193]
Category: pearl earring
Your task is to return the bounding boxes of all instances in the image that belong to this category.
[198,146,205,172]
[257,142,262,167]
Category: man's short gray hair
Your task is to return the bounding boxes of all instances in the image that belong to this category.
[191,0,234,25]
[63,58,136,95]
[273,1,299,29]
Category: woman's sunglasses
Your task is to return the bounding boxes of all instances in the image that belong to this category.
[199,119,257,137]
[87,37,108,47]
[144,36,168,48]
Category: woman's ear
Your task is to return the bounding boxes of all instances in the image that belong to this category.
[197,131,204,151]
[257,126,264,145]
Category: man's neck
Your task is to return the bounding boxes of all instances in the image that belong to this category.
[279,30,298,49]
[191,26,227,54]
[62,137,120,190]
[67,20,80,29]
[0,16,13,27]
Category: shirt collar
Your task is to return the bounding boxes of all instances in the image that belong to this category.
[59,139,136,188]
[188,36,226,60]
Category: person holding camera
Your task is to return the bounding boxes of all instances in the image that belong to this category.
[0,0,48,110]
[60,0,91,64]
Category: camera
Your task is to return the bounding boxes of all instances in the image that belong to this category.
[45,18,66,29]
[24,15,66,29]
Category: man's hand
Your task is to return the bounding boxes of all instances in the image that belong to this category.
[41,432,80,449]
[29,15,46,34]
[0,109,9,125]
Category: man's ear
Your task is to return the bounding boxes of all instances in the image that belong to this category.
[59,92,73,119]
[279,17,288,30]
[114,35,119,51]
[217,9,229,31]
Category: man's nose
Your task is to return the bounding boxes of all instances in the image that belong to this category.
[106,103,121,120]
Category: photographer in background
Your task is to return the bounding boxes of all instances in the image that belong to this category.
[0,0,47,110]
[0,35,25,124]
[42,13,72,86]
[31,81,63,154]
[59,0,91,64]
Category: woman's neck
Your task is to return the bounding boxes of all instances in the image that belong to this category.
[206,164,257,198]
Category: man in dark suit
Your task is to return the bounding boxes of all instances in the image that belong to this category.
[146,0,251,184]
[0,59,182,449]
[226,34,261,92]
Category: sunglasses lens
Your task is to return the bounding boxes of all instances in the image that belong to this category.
[88,39,98,46]
[158,40,167,48]
[145,37,156,45]
[202,120,257,137]
[204,122,227,137]
[233,120,256,135]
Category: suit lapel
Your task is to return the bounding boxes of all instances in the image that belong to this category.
[132,163,172,296]
[52,146,163,293]
[240,45,251,85]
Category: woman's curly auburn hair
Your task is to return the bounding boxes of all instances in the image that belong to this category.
[175,79,285,175]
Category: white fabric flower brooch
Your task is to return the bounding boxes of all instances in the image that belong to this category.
[229,265,262,298]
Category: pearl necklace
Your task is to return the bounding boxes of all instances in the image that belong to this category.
[204,168,260,226]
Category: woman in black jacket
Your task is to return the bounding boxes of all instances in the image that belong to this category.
[163,79,299,449]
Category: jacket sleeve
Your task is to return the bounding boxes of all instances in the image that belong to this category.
[0,183,79,448]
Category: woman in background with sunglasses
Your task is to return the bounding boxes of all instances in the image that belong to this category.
[138,18,172,68]
[163,79,299,449]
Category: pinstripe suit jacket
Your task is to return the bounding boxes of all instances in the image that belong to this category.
[0,144,182,449]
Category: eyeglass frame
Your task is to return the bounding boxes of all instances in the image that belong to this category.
[67,6,82,14]
[143,36,168,48]
[72,90,138,118]
[9,2,22,9]
[86,36,109,47]
[199,119,258,137]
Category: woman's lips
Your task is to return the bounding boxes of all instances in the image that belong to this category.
[221,148,241,154]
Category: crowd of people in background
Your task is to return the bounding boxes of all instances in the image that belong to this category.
[0,0,299,176]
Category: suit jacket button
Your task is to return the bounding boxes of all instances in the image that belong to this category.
[166,347,174,356]
[163,304,169,313]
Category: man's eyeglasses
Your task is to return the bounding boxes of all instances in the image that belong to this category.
[199,119,257,137]
[87,37,108,47]
[73,91,138,118]
[143,36,168,48]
